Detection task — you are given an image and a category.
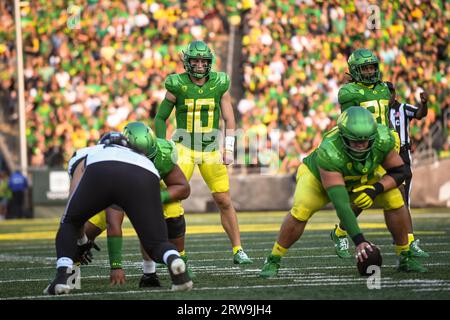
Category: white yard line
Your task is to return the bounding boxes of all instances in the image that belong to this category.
[3,278,450,300]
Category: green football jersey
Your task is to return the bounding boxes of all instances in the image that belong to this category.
[165,71,230,151]
[303,124,395,190]
[338,82,392,126]
[153,138,177,179]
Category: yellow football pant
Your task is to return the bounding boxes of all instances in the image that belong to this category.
[290,164,405,222]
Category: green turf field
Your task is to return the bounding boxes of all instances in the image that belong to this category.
[0,209,449,300]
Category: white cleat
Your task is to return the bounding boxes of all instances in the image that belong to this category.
[169,258,193,292]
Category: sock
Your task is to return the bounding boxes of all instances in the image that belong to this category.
[56,257,73,269]
[232,246,242,255]
[77,234,88,245]
[143,260,156,274]
[335,225,348,237]
[163,250,180,265]
[271,242,288,257]
[408,233,415,245]
[395,244,410,256]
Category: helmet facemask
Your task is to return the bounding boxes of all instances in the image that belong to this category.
[184,57,212,79]
[340,134,376,161]
[351,62,381,85]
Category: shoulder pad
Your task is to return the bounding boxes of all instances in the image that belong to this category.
[316,140,345,172]
[338,84,359,106]
[165,74,183,94]
[154,139,177,178]
[373,125,395,154]
[214,72,230,94]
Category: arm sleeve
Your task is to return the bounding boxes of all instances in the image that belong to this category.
[326,185,362,241]
[107,236,123,269]
[155,98,175,139]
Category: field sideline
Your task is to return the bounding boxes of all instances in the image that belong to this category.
[0,209,449,300]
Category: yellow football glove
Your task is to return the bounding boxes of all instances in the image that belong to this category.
[352,183,384,209]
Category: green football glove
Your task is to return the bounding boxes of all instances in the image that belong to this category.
[352,183,384,209]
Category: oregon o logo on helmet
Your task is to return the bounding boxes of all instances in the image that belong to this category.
[366,265,381,289]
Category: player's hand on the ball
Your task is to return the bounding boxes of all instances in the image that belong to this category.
[355,242,374,263]
[110,268,126,285]
[223,150,234,165]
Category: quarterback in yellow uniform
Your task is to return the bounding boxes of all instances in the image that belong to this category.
[154,40,253,264]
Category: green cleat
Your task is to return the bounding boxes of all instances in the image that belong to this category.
[330,225,352,259]
[409,239,430,258]
[259,254,281,278]
[397,250,428,273]
[233,249,253,265]
[180,254,195,279]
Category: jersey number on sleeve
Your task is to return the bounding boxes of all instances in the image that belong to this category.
[185,98,215,133]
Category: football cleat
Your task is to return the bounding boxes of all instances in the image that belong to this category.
[168,258,193,292]
[397,250,428,273]
[43,267,72,295]
[233,249,253,265]
[180,254,195,279]
[330,225,352,259]
[409,239,430,258]
[259,254,281,278]
[139,272,161,288]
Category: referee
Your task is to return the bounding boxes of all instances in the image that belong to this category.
[387,81,428,208]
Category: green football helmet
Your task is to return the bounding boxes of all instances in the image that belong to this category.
[347,48,381,85]
[182,40,214,79]
[122,122,157,159]
[337,107,378,161]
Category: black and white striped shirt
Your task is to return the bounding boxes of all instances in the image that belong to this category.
[389,102,419,149]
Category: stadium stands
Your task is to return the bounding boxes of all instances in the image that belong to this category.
[0,0,448,172]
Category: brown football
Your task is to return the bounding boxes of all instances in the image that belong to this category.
[357,245,382,276]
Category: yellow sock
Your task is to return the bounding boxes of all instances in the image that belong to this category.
[395,244,410,256]
[408,233,415,245]
[232,246,242,255]
[335,225,348,237]
[271,242,288,257]
[179,250,186,257]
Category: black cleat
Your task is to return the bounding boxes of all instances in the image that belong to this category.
[139,272,161,288]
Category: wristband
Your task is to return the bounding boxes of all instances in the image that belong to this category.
[351,233,367,246]
[161,190,171,204]
[225,136,235,153]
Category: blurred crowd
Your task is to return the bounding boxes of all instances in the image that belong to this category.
[239,0,449,173]
[0,0,449,174]
[1,0,229,167]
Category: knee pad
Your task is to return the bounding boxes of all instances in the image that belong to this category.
[166,216,186,239]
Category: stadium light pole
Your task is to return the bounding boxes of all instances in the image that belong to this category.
[13,0,28,176]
